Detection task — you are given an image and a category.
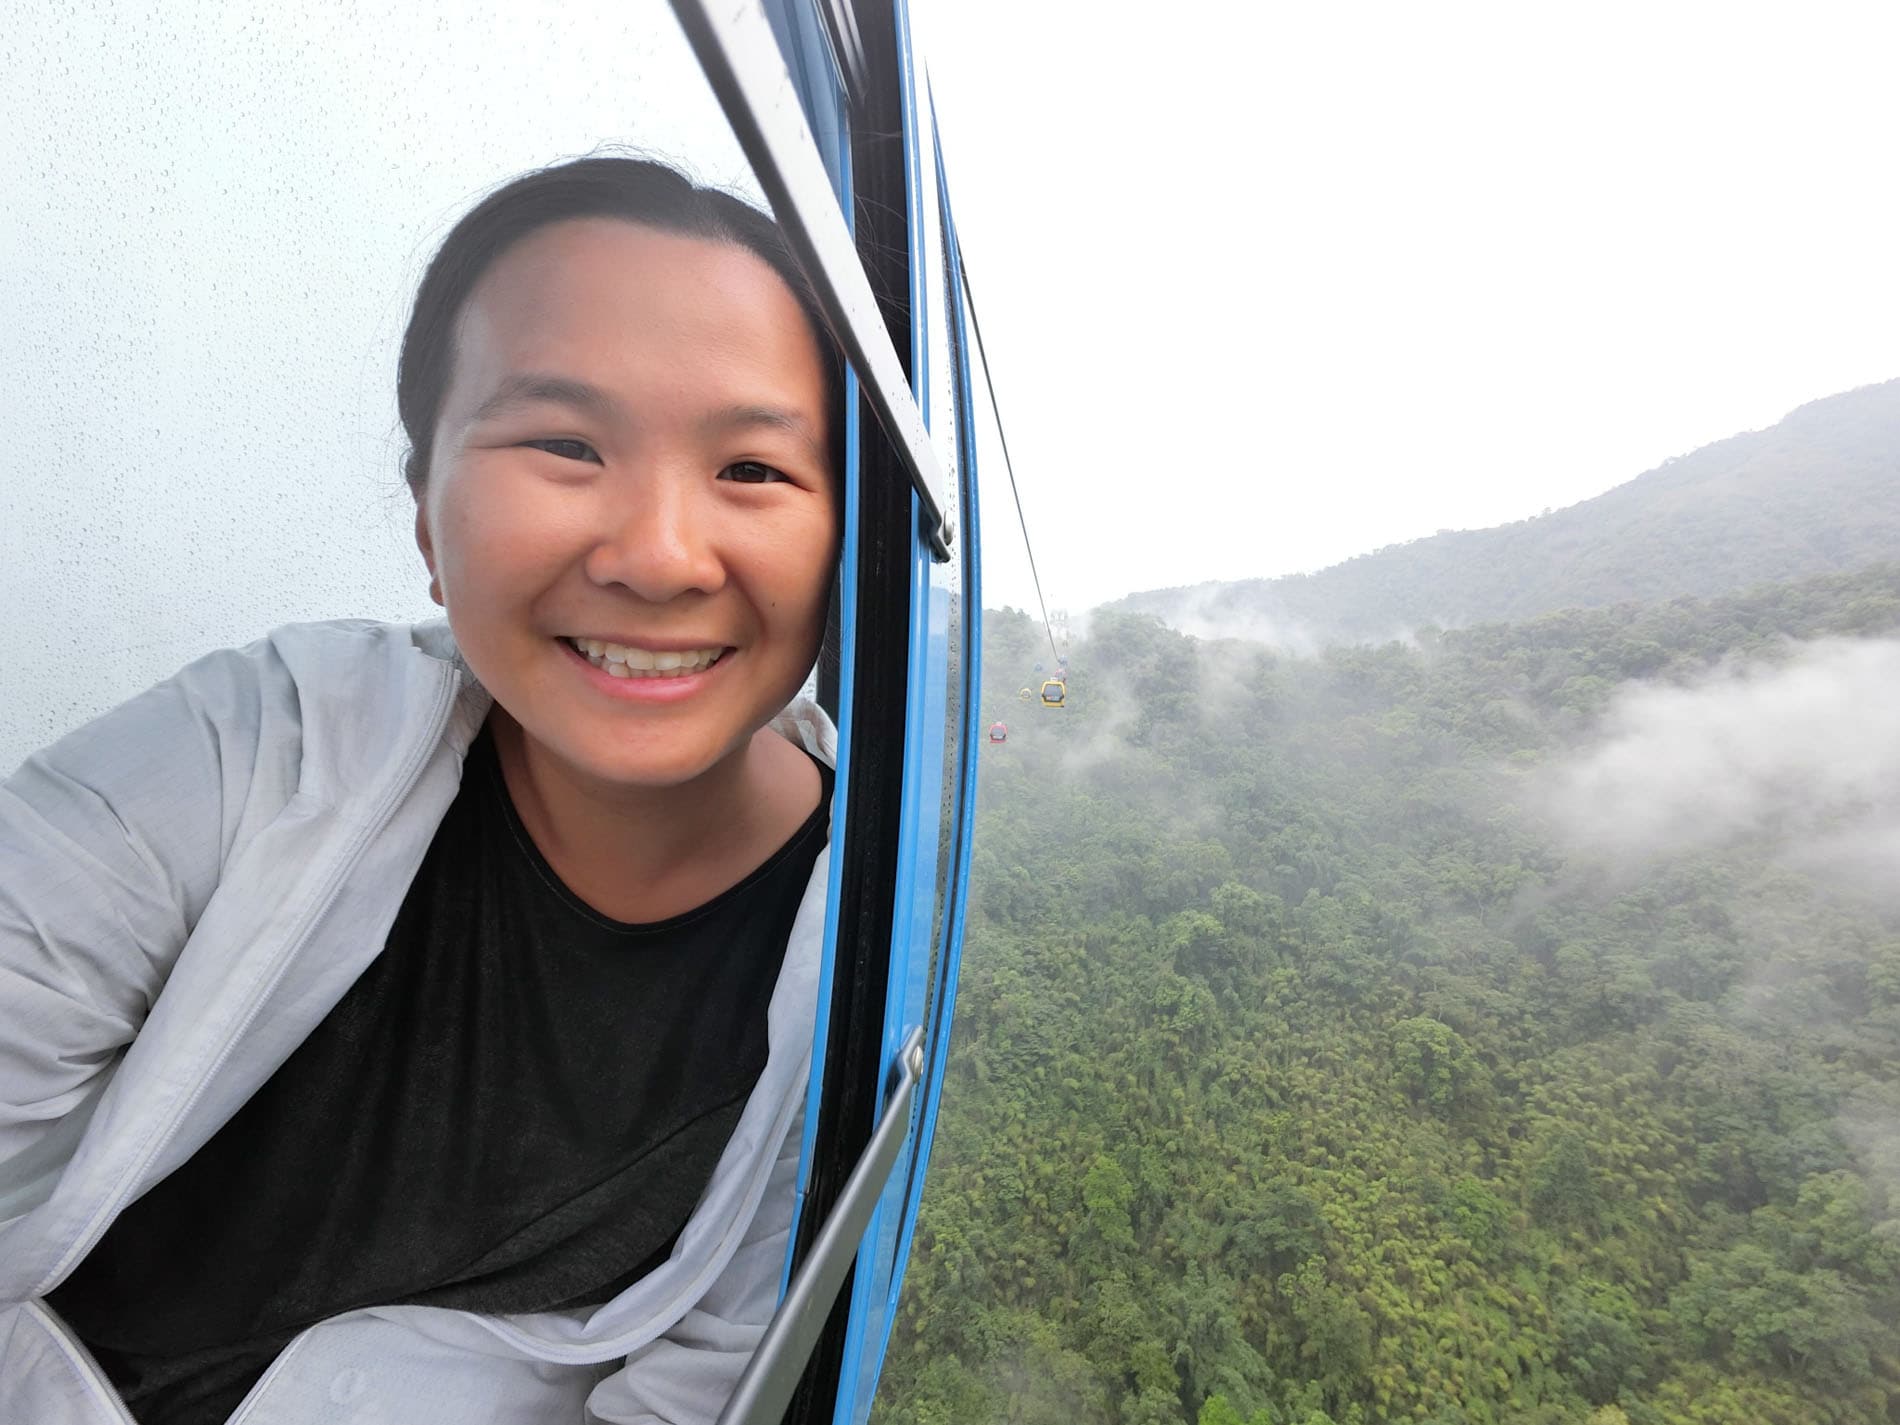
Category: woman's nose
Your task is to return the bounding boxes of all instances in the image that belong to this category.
[583,477,726,603]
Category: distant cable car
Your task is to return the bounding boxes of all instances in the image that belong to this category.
[1040,678,1067,708]
[1017,686,1033,701]
[1033,662,1044,674]
[988,721,1008,744]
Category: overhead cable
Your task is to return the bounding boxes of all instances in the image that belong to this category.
[956,252,1062,667]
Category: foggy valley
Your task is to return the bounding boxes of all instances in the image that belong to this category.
[874,385,1900,1425]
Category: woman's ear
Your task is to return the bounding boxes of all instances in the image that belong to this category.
[414,501,444,607]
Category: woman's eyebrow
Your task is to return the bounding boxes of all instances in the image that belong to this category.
[471,373,618,423]
[702,404,827,462]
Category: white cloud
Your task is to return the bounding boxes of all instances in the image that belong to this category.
[1541,638,1900,905]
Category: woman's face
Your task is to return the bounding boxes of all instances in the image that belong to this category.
[415,218,839,790]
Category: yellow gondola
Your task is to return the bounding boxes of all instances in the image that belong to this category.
[1017,686,1034,701]
[1040,678,1067,709]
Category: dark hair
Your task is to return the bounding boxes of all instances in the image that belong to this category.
[397,155,843,493]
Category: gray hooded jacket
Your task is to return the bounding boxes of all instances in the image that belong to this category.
[0,620,832,1424]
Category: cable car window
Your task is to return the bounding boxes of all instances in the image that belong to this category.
[918,116,975,1025]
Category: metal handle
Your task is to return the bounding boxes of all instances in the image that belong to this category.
[716,1026,926,1425]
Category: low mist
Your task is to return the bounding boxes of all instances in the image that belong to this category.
[1540,637,1900,906]
[1130,584,1430,658]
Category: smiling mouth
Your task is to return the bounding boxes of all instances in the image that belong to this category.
[561,636,728,679]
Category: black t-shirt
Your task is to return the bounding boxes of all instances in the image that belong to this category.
[48,725,832,1425]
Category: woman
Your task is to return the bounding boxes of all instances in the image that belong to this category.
[1,157,843,1425]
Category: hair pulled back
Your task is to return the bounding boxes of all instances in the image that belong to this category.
[397,155,841,493]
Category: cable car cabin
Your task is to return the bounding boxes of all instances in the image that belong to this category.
[9,1,982,1422]
[1041,678,1068,708]
[1018,686,1034,701]
[988,721,1008,744]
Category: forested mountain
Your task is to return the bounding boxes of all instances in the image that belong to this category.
[1115,381,1900,648]
[874,563,1900,1425]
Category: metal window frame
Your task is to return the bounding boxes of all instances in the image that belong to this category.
[668,0,954,562]
[778,0,921,1415]
[841,104,985,1411]
[666,2,980,1421]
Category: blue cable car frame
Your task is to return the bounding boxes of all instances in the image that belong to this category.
[667,1,982,1421]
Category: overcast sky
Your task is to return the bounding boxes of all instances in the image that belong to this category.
[917,0,1900,612]
[6,1,1898,762]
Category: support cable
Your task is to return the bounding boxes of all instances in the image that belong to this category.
[956,252,1061,667]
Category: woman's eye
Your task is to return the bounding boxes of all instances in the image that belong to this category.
[521,438,602,464]
[719,460,790,485]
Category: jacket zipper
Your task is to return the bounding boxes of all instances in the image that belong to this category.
[25,1300,140,1425]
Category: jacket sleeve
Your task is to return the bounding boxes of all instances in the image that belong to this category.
[584,1101,806,1425]
[0,649,275,1219]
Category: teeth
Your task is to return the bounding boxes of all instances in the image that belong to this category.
[567,638,723,679]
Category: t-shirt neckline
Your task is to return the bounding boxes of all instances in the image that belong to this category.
[468,724,833,935]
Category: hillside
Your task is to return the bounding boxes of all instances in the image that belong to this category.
[875,564,1900,1425]
[1115,380,1900,647]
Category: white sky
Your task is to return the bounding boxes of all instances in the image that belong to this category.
[918,0,1900,613]
[6,1,1898,763]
